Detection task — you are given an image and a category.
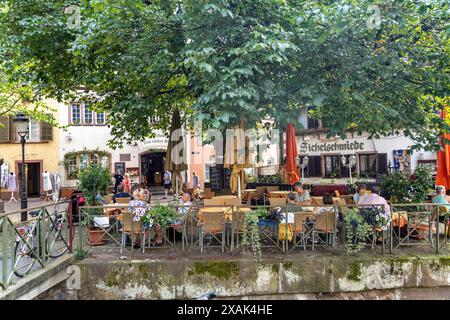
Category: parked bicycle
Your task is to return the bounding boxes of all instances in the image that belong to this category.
[13,203,70,277]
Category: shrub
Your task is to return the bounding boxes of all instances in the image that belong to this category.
[77,164,111,205]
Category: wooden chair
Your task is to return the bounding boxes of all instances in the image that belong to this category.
[249,187,266,205]
[269,197,287,207]
[116,197,131,204]
[334,190,341,198]
[203,198,225,206]
[224,198,242,206]
[312,210,336,250]
[266,186,280,192]
[199,212,227,253]
[204,188,216,199]
[289,212,313,252]
[120,211,146,253]
[311,197,324,206]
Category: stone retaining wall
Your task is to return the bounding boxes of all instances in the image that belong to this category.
[37,254,450,300]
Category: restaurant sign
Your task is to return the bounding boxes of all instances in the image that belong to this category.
[299,140,365,153]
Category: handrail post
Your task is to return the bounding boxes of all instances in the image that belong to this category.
[78,208,83,251]
[2,218,8,289]
[436,208,440,253]
[68,200,73,252]
[389,204,393,254]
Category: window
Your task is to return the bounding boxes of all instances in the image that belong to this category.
[101,156,109,168]
[70,103,106,126]
[41,122,53,141]
[204,163,212,182]
[71,104,81,124]
[27,119,41,142]
[84,105,93,125]
[359,154,377,178]
[96,112,105,125]
[90,154,99,165]
[324,155,339,178]
[307,106,319,130]
[79,154,89,170]
[307,156,322,177]
[68,156,78,179]
[0,116,10,142]
[65,152,111,180]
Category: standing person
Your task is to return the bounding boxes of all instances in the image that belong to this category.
[192,171,200,190]
[163,170,172,199]
[113,169,124,194]
[124,173,131,194]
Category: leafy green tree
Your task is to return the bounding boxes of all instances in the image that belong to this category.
[0,0,448,150]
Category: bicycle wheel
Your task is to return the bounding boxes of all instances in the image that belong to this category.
[13,236,37,278]
[46,214,70,259]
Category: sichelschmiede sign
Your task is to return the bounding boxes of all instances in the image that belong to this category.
[299,140,365,153]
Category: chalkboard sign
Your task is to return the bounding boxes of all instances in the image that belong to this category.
[209,166,223,191]
[223,168,232,191]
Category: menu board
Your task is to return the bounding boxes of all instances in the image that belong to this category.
[223,168,232,191]
[209,166,223,191]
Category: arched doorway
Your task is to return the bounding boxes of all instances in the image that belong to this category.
[140,150,166,187]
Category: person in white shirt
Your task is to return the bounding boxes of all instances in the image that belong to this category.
[163,170,172,199]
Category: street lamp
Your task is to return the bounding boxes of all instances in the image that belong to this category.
[13,112,29,221]
[341,154,357,185]
[299,156,309,184]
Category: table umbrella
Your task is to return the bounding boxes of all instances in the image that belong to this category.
[436,110,450,189]
[164,109,187,198]
[285,123,300,185]
[224,119,252,198]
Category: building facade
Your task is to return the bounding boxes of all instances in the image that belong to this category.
[295,108,437,183]
[59,101,211,189]
[0,100,60,200]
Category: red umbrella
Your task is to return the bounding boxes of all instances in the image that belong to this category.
[436,110,450,189]
[285,123,300,185]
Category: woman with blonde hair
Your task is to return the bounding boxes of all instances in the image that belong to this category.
[124,173,131,194]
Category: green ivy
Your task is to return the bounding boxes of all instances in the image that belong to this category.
[242,210,263,262]
[142,203,177,230]
[344,208,373,254]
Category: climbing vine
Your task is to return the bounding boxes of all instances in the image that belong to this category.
[242,208,267,261]
[344,208,372,254]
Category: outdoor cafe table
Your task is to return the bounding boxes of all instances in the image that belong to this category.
[197,206,252,223]
[268,191,291,198]
[211,195,238,200]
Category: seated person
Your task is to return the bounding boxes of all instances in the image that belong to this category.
[170,192,193,235]
[128,188,163,247]
[292,182,311,205]
[432,185,450,222]
[286,192,305,212]
[314,193,335,215]
[96,192,109,205]
[112,184,133,203]
[353,184,367,205]
[360,186,391,217]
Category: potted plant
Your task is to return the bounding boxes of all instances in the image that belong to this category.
[77,165,111,245]
[142,203,177,231]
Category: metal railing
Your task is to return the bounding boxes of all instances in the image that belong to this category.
[0,201,71,290]
[73,202,450,257]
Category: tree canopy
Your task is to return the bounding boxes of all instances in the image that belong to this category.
[0,0,448,150]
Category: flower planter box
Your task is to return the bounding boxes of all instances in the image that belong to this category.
[87,228,106,246]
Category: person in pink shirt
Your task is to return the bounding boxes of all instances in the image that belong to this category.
[360,186,391,217]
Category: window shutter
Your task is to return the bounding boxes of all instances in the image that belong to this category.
[377,153,388,174]
[307,156,322,177]
[0,116,11,142]
[41,122,53,141]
